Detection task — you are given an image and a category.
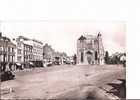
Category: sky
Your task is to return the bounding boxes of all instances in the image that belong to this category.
[0,21,125,56]
[0,0,126,56]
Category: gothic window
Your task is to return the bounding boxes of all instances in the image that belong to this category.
[81,52,84,62]
[95,51,98,60]
[80,39,84,43]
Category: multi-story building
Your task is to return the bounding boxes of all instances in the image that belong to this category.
[53,52,69,65]
[23,40,33,63]
[13,36,24,64]
[14,36,43,67]
[43,43,69,65]
[77,33,105,65]
[32,39,43,61]
[13,36,29,64]
[0,32,16,71]
[43,43,55,62]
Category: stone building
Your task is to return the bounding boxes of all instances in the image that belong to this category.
[77,33,104,65]
[32,39,43,61]
[0,32,16,71]
[43,43,55,62]
[23,40,33,63]
[43,43,69,65]
[13,36,43,67]
[13,36,32,64]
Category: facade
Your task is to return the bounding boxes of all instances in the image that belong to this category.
[13,36,30,64]
[0,32,16,71]
[77,33,104,65]
[23,41,33,63]
[14,36,43,66]
[43,43,69,65]
[53,52,70,65]
[43,43,55,62]
[32,39,43,61]
[13,36,24,63]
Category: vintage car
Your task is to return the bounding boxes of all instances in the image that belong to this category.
[1,71,15,81]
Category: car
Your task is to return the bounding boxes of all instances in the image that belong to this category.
[46,62,53,67]
[53,61,60,65]
[1,71,15,82]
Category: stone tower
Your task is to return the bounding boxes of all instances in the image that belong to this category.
[77,33,104,65]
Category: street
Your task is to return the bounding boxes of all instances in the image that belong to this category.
[1,65,125,99]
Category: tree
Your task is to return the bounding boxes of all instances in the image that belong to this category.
[104,51,109,64]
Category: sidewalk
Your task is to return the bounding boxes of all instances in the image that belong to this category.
[12,67,46,74]
[13,68,34,73]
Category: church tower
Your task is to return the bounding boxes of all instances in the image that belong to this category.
[77,33,105,65]
[97,32,105,65]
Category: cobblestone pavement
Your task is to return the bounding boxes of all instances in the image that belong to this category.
[1,64,125,99]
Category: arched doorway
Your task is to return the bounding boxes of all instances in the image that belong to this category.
[86,51,93,64]
[81,52,84,63]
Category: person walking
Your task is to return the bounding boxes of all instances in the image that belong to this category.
[5,62,10,72]
[120,54,126,67]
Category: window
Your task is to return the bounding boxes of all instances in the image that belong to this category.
[18,42,21,47]
[18,49,21,54]
[8,47,10,52]
[81,52,84,62]
[17,56,22,62]
[0,47,3,51]
[12,48,14,52]
[95,51,98,60]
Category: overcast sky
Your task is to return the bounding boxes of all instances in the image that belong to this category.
[0,0,126,56]
[1,21,125,56]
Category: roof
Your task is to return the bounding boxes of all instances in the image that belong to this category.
[18,36,30,40]
[23,40,33,46]
[32,39,43,44]
[0,35,16,47]
[97,32,102,37]
[78,33,99,41]
[0,41,16,48]
[84,34,97,40]
[78,35,87,40]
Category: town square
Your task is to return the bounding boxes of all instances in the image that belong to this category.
[0,22,126,99]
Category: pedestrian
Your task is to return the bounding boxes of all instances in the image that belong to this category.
[5,62,10,72]
[120,54,126,67]
[9,63,12,71]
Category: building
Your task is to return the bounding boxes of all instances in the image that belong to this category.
[23,40,33,63]
[13,36,30,64]
[13,36,43,67]
[43,43,70,65]
[13,36,24,64]
[43,43,55,62]
[0,32,16,71]
[77,33,105,65]
[32,39,43,61]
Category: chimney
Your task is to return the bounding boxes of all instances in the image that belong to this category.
[0,32,2,37]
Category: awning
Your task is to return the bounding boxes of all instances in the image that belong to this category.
[29,62,33,65]
[16,63,21,66]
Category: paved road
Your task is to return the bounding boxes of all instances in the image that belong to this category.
[1,64,125,99]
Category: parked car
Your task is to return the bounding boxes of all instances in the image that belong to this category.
[53,61,60,65]
[1,71,15,82]
[29,62,35,68]
[16,62,23,70]
[46,62,53,67]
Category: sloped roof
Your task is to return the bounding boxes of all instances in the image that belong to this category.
[78,35,87,40]
[0,41,16,47]
[23,40,33,46]
[97,32,102,37]
[84,34,97,40]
